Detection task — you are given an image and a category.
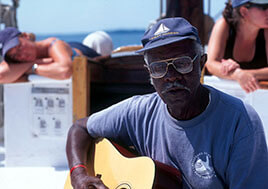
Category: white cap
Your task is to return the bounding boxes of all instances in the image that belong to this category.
[82,31,113,56]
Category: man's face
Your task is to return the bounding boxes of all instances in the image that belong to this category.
[145,40,202,107]
[6,37,37,62]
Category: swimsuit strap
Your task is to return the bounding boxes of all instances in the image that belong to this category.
[49,38,59,47]
[71,48,78,60]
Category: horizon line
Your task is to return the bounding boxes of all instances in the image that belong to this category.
[35,28,146,36]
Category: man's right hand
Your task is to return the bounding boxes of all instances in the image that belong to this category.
[71,169,109,189]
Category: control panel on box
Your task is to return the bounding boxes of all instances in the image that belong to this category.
[31,85,71,138]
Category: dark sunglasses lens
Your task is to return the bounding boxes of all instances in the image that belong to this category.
[251,3,268,10]
[262,4,268,10]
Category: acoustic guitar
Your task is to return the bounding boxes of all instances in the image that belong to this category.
[64,138,182,189]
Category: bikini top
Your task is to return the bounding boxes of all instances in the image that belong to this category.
[224,28,267,69]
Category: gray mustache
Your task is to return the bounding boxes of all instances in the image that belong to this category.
[162,81,190,94]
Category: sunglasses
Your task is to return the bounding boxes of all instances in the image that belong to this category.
[145,54,198,79]
[246,3,268,10]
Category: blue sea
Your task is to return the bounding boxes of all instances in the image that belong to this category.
[35,30,146,49]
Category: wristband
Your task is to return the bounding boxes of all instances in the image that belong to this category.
[70,164,87,175]
[32,63,38,74]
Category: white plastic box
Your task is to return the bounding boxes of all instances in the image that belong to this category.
[4,78,72,167]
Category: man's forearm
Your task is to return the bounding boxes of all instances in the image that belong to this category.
[66,118,94,173]
[66,118,109,189]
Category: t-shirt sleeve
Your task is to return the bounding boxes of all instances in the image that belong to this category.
[226,103,268,188]
[86,97,134,145]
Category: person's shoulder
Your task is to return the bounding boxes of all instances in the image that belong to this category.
[208,17,230,52]
[37,37,59,47]
[91,92,159,118]
[207,85,263,131]
[42,37,58,43]
[42,37,71,51]
[44,37,67,45]
[215,17,227,25]
[100,92,159,110]
[242,103,263,133]
[129,92,160,107]
[213,17,229,33]
[206,85,245,111]
[126,92,162,116]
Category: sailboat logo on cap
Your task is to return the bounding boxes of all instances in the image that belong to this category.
[154,23,170,35]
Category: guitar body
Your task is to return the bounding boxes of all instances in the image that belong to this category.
[64,138,182,189]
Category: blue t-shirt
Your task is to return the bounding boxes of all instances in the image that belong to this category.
[87,85,268,189]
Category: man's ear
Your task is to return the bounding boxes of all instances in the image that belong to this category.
[200,53,207,70]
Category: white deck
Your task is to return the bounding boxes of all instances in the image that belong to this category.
[0,167,68,189]
[0,141,68,189]
[0,126,68,189]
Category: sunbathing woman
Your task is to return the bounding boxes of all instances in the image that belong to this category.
[0,27,101,83]
[206,0,268,93]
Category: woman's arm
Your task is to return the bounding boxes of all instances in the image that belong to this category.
[34,39,74,80]
[0,61,34,83]
[206,18,240,78]
[222,29,268,93]
[0,57,54,83]
[245,67,268,81]
[231,68,260,93]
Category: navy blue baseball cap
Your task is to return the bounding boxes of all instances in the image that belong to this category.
[232,0,268,8]
[0,27,21,60]
[136,17,200,54]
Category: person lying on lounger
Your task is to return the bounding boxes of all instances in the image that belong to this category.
[0,27,109,83]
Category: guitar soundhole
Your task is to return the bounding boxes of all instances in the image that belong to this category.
[115,183,132,189]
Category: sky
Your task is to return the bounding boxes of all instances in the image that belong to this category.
[2,0,227,34]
